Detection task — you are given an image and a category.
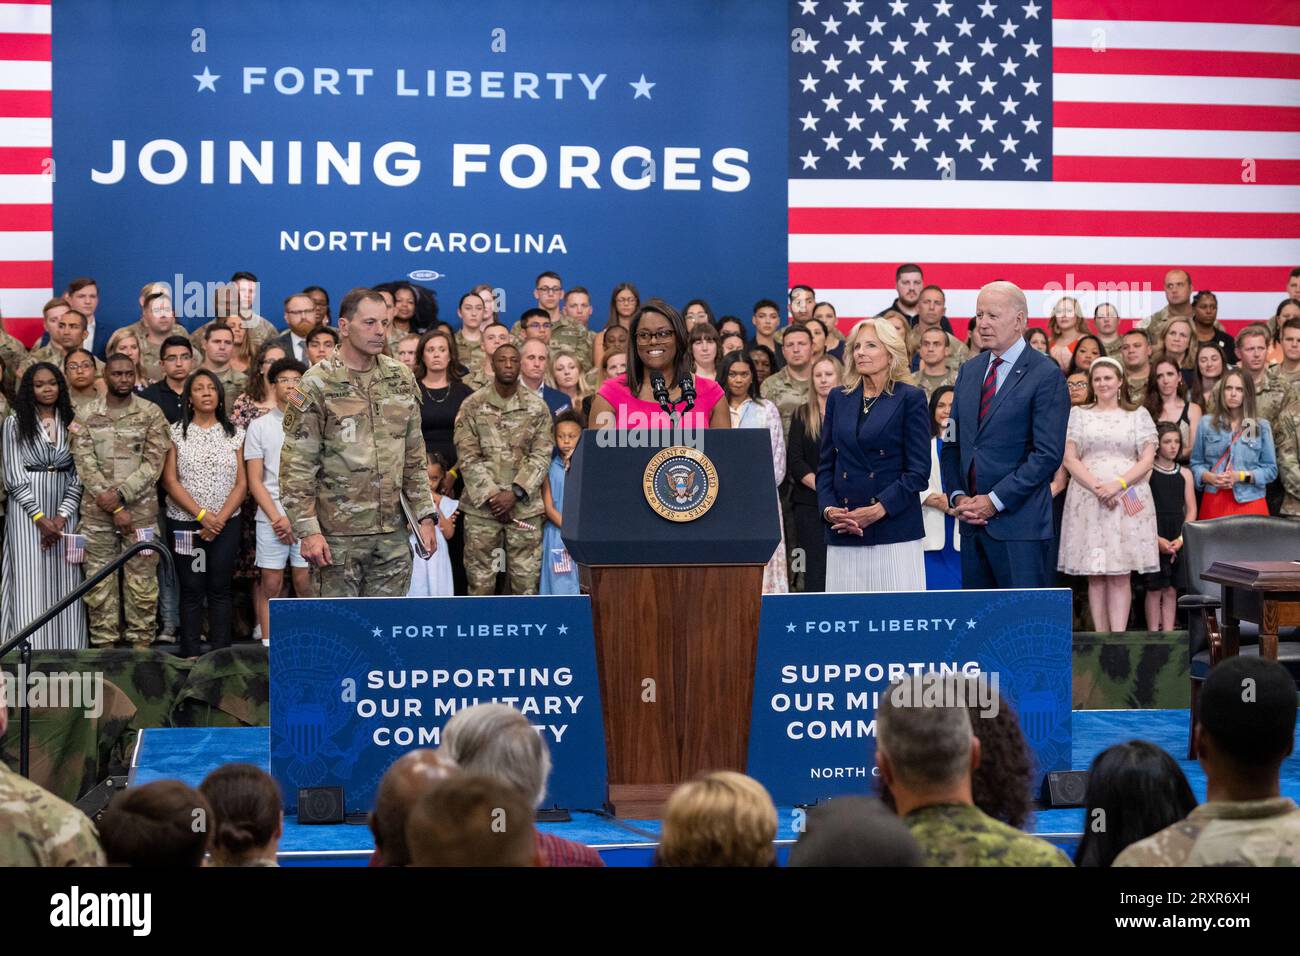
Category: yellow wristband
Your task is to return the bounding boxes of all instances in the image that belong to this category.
[1238,471,1247,482]
[112,506,124,514]
[31,511,44,522]
[1116,477,1128,490]
[196,508,207,522]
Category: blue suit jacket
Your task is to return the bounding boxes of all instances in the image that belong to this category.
[816,381,930,546]
[540,384,570,416]
[939,344,1068,541]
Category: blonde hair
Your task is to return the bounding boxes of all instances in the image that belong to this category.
[1160,316,1196,368]
[796,353,843,438]
[1085,356,1136,411]
[1049,296,1083,341]
[105,327,148,383]
[549,348,588,400]
[841,318,910,395]
[658,772,777,867]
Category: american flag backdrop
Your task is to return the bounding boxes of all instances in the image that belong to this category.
[788,0,1300,336]
[0,0,49,346]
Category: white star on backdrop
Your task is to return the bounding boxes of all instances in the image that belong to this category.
[866,15,886,34]
[800,72,820,92]
[845,111,866,130]
[629,74,655,99]
[800,150,820,170]
[999,17,1019,37]
[977,0,996,17]
[867,131,887,150]
[845,34,865,54]
[911,130,931,150]
[933,112,953,131]
[800,111,820,131]
[822,131,843,150]
[866,93,887,111]
[1000,93,1020,113]
[977,36,997,56]
[977,152,996,171]
[822,92,842,111]
[999,132,1020,152]
[822,54,842,73]
[846,150,865,169]
[194,66,220,92]
[955,16,975,36]
[1022,152,1041,171]
[822,15,842,33]
[890,150,909,169]
[845,0,865,14]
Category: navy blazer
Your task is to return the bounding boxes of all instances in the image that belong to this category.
[939,343,1068,541]
[816,381,930,547]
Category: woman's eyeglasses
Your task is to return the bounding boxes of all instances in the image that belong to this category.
[635,330,675,344]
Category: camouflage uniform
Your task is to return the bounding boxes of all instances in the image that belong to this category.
[68,387,101,414]
[462,365,493,392]
[760,366,812,437]
[1276,392,1300,518]
[68,395,171,647]
[549,317,595,372]
[279,354,434,598]
[1125,372,1148,407]
[455,330,485,377]
[0,764,105,865]
[189,314,279,361]
[905,803,1073,867]
[0,325,28,397]
[1114,798,1300,866]
[1254,367,1295,428]
[19,342,67,378]
[1100,336,1124,360]
[207,365,248,416]
[911,368,958,400]
[453,384,553,595]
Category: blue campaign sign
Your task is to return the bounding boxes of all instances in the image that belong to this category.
[747,589,1072,806]
[52,1,786,339]
[268,596,607,814]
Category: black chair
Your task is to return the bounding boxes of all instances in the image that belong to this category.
[1177,516,1300,758]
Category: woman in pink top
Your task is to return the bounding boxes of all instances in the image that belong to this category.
[589,298,730,430]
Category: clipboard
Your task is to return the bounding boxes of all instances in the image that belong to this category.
[402,494,433,559]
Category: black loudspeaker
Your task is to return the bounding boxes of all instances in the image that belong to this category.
[74,775,129,821]
[1039,771,1089,808]
[298,787,345,824]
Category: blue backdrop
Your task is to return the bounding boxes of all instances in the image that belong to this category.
[52,0,787,339]
[747,589,1073,806]
[268,596,607,814]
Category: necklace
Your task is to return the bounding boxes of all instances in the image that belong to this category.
[1153,462,1179,474]
[862,391,880,415]
[423,382,452,404]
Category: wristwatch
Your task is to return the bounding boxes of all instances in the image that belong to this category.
[511,483,527,502]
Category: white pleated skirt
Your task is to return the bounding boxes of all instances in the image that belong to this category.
[824,539,927,593]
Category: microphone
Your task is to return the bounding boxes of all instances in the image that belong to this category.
[678,374,697,414]
[650,371,674,417]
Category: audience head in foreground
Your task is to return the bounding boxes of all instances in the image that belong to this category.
[876,674,1072,867]
[199,763,284,867]
[656,771,777,867]
[441,703,604,866]
[97,780,211,867]
[406,775,539,867]
[1115,657,1300,866]
[368,748,459,866]
[1074,740,1196,867]
[788,796,922,867]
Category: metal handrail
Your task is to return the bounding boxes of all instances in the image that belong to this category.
[0,539,176,778]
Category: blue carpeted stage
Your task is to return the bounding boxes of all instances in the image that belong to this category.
[130,710,1300,866]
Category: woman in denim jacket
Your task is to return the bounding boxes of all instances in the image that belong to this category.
[1189,369,1278,519]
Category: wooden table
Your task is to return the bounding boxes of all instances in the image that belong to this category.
[1201,561,1300,660]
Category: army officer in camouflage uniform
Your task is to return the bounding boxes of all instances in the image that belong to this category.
[69,355,172,647]
[453,343,554,594]
[280,288,436,597]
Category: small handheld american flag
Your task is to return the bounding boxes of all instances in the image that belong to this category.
[1121,485,1144,517]
[173,529,197,555]
[62,533,85,564]
[551,548,573,575]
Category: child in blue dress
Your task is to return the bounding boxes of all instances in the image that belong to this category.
[540,410,583,595]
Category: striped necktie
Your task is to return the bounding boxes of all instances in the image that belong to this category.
[979,355,1004,423]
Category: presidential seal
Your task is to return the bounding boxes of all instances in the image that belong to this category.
[643,445,719,522]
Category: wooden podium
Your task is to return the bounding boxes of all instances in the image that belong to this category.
[562,430,780,817]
